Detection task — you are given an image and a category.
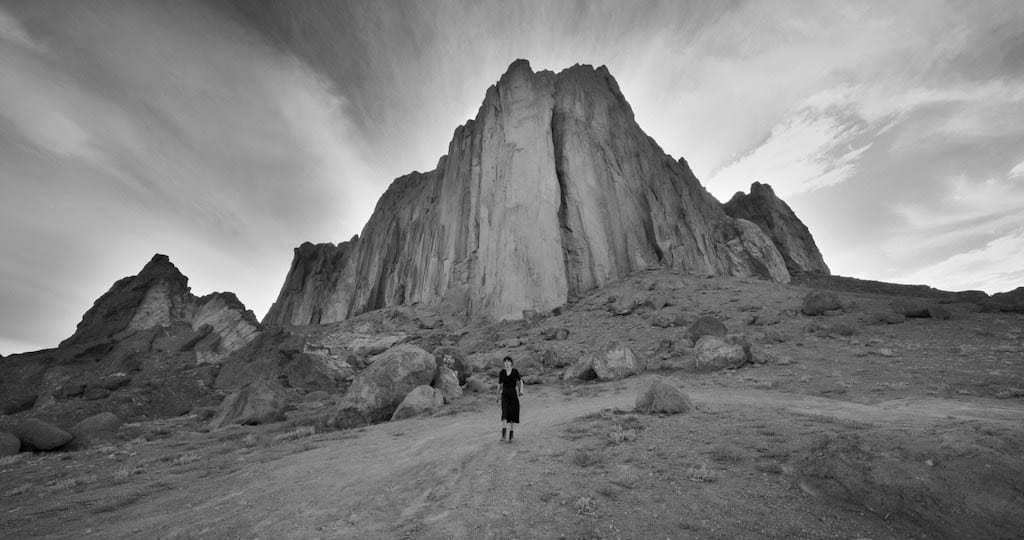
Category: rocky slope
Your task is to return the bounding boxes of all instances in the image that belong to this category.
[723,182,829,275]
[0,254,260,420]
[266,60,826,327]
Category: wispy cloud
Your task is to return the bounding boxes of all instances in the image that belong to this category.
[891,227,1024,293]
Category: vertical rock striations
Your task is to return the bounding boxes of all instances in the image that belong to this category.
[266,60,811,326]
[723,182,830,275]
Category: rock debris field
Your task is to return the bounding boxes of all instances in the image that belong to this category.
[2,270,1024,539]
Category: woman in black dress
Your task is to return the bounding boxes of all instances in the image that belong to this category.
[497,356,523,441]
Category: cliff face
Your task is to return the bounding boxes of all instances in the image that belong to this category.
[266,60,799,326]
[723,182,830,276]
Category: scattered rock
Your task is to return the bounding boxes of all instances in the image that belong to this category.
[210,379,287,429]
[15,418,73,451]
[563,356,598,381]
[391,386,444,421]
[0,432,20,456]
[693,336,748,372]
[651,308,689,328]
[748,312,782,326]
[540,327,570,341]
[685,316,728,344]
[801,291,842,316]
[432,367,463,404]
[69,412,122,448]
[432,347,469,384]
[891,300,931,318]
[539,349,568,369]
[635,377,692,414]
[863,311,906,325]
[875,348,897,357]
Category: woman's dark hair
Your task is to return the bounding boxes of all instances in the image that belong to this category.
[502,356,513,365]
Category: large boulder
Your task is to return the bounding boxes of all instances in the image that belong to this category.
[432,366,463,404]
[592,344,642,381]
[15,418,72,451]
[563,356,598,381]
[801,291,842,315]
[685,316,727,344]
[693,336,749,372]
[391,386,445,421]
[210,379,288,429]
[635,377,692,414]
[332,344,436,425]
[0,432,20,456]
[69,412,122,448]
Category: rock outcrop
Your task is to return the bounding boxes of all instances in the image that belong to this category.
[0,254,261,422]
[62,254,260,362]
[265,60,806,327]
[723,182,830,275]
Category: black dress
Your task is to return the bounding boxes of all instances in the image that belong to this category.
[498,368,521,423]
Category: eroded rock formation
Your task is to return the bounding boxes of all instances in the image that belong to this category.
[723,182,829,275]
[0,254,260,421]
[265,60,816,326]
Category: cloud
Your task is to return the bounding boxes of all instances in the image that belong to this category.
[0,0,380,354]
[891,227,1024,293]
[1010,159,1024,179]
[704,106,872,200]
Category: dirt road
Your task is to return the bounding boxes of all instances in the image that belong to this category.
[9,377,1020,539]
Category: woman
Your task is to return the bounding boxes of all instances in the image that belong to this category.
[497,356,523,441]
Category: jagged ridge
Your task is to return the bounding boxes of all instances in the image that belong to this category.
[265,60,826,326]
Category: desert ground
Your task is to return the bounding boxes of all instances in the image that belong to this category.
[2,271,1023,539]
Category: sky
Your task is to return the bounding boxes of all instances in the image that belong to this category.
[2,0,1023,355]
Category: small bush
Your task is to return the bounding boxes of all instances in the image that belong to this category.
[574,496,597,515]
[571,449,604,468]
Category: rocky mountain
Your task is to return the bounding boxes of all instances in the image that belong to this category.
[723,182,830,275]
[0,254,260,420]
[265,60,826,327]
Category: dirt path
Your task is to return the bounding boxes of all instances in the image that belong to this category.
[19,380,1024,539]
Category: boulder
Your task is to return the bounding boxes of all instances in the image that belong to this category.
[801,291,842,315]
[334,344,436,424]
[563,356,598,381]
[651,308,688,328]
[635,377,692,414]
[592,344,642,381]
[432,346,470,384]
[210,379,287,429]
[0,431,20,456]
[69,412,122,448]
[540,327,570,341]
[891,300,931,318]
[432,367,463,404]
[97,373,132,391]
[391,386,445,421]
[463,374,491,393]
[693,336,748,372]
[15,418,73,451]
[539,349,568,369]
[685,316,727,344]
[864,311,906,325]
